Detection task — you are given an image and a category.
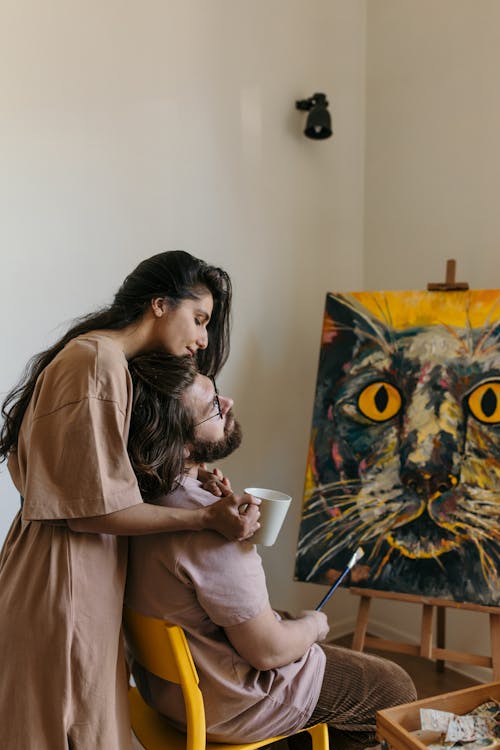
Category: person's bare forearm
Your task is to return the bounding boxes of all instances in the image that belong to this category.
[66,492,260,540]
[258,614,324,669]
[225,605,329,670]
[67,502,205,535]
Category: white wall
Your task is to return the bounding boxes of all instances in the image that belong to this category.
[0,0,366,628]
[364,0,500,680]
[365,0,500,290]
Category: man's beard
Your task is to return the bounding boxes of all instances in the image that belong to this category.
[189,413,243,464]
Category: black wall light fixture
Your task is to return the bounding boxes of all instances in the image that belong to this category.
[295,92,332,140]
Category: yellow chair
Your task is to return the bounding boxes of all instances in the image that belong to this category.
[123,606,329,750]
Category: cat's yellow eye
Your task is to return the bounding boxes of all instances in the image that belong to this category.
[357,381,402,422]
[467,381,500,424]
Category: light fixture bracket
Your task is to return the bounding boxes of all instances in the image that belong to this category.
[295,92,332,140]
[295,93,329,111]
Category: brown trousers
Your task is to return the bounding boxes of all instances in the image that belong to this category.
[301,644,417,750]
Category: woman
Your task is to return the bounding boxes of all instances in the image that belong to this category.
[0,250,259,750]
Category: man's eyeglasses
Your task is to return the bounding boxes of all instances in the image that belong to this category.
[195,377,223,426]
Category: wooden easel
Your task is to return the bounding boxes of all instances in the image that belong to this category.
[426,258,469,291]
[350,588,500,679]
[350,261,500,677]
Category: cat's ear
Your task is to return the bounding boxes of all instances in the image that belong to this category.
[313,293,392,420]
[324,293,391,347]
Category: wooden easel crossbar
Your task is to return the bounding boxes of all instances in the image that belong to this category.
[350,587,500,679]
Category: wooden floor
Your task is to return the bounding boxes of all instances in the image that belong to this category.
[332,633,481,699]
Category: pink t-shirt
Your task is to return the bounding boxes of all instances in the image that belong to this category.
[125,476,326,743]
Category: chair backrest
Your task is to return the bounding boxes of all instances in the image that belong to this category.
[123,606,206,750]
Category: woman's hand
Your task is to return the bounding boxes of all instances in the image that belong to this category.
[198,465,232,496]
[204,489,260,541]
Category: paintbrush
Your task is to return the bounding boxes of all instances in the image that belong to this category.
[315,546,365,611]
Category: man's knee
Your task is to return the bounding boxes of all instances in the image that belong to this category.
[370,656,417,706]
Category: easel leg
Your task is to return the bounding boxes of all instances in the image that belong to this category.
[436,606,446,673]
[420,604,434,659]
[352,595,371,651]
[490,613,500,680]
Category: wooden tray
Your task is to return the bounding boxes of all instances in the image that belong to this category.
[377,681,500,750]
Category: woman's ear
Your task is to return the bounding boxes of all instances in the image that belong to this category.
[151,297,168,318]
[183,445,191,459]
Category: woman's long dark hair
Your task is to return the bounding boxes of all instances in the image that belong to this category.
[128,352,197,500]
[0,250,231,461]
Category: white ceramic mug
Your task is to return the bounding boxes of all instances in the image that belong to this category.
[244,487,292,546]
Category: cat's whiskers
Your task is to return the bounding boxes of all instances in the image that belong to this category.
[300,507,373,558]
[473,317,500,358]
[303,490,390,521]
[304,472,401,500]
[301,506,397,576]
[305,508,367,542]
[461,501,500,520]
[298,517,352,552]
[462,517,500,544]
[305,477,358,492]
[306,510,398,580]
[459,495,500,520]
[305,492,356,508]
[469,536,500,588]
[461,520,500,542]
[302,490,366,521]
[304,481,360,500]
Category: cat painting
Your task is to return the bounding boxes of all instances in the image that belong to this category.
[295,290,500,606]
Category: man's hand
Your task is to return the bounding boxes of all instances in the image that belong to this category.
[297,610,330,642]
[204,491,261,541]
[225,604,330,670]
[198,465,232,497]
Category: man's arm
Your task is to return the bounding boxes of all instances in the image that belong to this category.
[224,603,329,671]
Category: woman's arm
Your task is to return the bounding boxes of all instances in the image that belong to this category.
[67,492,260,541]
[224,604,330,671]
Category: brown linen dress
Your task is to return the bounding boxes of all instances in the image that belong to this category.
[0,334,143,749]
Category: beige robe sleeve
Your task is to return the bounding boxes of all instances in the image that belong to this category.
[22,395,143,520]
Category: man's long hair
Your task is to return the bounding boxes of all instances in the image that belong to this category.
[128,352,197,501]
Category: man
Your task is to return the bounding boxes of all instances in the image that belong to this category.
[125,354,416,750]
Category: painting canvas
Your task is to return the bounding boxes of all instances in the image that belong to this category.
[295,290,500,606]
